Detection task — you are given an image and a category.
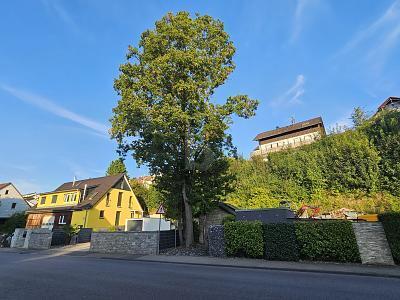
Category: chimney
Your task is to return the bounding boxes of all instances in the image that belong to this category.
[72,176,77,187]
[82,184,88,202]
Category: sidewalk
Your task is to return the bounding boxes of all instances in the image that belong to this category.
[133,255,400,279]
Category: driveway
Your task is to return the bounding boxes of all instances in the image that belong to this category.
[0,249,399,299]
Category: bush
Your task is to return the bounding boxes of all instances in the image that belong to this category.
[224,221,264,258]
[222,214,235,225]
[0,213,27,234]
[264,223,299,261]
[295,220,360,263]
[379,212,400,264]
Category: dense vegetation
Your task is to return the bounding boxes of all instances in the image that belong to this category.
[264,223,299,261]
[379,212,400,264]
[295,221,360,262]
[0,213,27,234]
[224,110,400,213]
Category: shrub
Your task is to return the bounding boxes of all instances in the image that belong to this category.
[222,214,235,225]
[295,220,360,263]
[264,223,299,261]
[379,212,400,264]
[0,212,27,234]
[224,221,264,258]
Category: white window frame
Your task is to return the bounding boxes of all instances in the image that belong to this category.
[59,215,66,225]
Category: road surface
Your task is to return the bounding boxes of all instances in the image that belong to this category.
[0,250,399,299]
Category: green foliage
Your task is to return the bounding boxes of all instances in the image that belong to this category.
[106,158,127,176]
[378,212,400,264]
[0,213,27,234]
[264,223,299,261]
[129,179,161,215]
[295,221,360,262]
[224,221,264,258]
[364,110,400,196]
[62,225,79,238]
[222,214,235,225]
[351,107,369,128]
[111,11,258,246]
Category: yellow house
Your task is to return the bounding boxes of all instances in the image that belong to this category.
[26,173,143,230]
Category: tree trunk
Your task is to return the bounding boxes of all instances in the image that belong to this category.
[182,180,194,247]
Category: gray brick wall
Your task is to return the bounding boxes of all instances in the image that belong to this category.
[90,231,158,255]
[352,222,394,265]
[11,228,52,249]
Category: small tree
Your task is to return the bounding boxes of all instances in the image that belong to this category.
[111,12,258,246]
[351,107,369,128]
[106,158,127,176]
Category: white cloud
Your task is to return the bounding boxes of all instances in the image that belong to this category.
[290,0,320,43]
[0,84,109,137]
[271,74,306,107]
[336,0,400,67]
[41,0,80,33]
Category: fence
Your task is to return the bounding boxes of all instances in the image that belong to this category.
[159,229,179,250]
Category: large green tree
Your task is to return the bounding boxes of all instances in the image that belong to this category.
[106,158,127,176]
[111,12,258,246]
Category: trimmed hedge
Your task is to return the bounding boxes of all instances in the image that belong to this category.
[224,221,264,258]
[264,223,299,261]
[295,221,361,263]
[379,212,400,264]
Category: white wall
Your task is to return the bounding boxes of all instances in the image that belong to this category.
[0,184,29,218]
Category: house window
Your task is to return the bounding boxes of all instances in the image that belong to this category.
[99,210,104,219]
[128,196,132,208]
[131,211,136,218]
[40,196,46,205]
[51,195,58,204]
[11,203,16,209]
[71,193,77,202]
[117,192,123,207]
[106,193,111,207]
[59,215,66,225]
[115,211,121,226]
[5,190,9,195]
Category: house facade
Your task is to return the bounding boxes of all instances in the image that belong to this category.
[25,173,143,231]
[377,96,400,112]
[0,182,30,224]
[251,117,326,158]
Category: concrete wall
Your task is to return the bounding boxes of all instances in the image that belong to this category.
[90,231,158,255]
[11,228,52,250]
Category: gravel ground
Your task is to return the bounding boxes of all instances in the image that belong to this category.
[160,244,208,256]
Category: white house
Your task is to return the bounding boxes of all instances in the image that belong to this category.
[0,183,30,224]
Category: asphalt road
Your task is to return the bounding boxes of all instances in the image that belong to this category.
[0,250,399,300]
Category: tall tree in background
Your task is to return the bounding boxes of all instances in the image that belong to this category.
[106,158,127,176]
[351,107,369,128]
[111,12,258,246]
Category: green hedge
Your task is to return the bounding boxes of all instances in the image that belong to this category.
[264,223,299,261]
[379,212,400,264]
[295,221,361,263]
[224,221,264,258]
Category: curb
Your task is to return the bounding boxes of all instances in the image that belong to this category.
[98,256,400,279]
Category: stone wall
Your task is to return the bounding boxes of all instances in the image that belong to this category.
[11,228,52,249]
[199,207,231,244]
[352,222,394,265]
[208,225,225,257]
[90,231,158,255]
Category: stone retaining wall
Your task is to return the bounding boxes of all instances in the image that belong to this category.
[90,231,158,255]
[11,228,52,250]
[208,225,225,257]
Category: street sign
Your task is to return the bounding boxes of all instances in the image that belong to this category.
[156,203,166,214]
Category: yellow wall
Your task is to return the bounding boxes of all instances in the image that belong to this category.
[70,210,87,227]
[75,188,143,230]
[36,190,81,208]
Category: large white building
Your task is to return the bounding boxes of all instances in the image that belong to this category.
[0,183,30,224]
[251,117,326,158]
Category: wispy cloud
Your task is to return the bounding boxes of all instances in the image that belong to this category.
[335,0,400,69]
[271,74,306,107]
[290,0,320,43]
[0,84,109,137]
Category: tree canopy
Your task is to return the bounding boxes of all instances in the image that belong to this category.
[106,158,127,176]
[111,12,258,246]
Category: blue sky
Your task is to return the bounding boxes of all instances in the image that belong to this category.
[1,0,400,193]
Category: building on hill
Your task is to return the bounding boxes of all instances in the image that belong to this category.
[251,117,326,158]
[0,183,30,224]
[25,173,143,231]
[136,175,155,188]
[377,96,400,112]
